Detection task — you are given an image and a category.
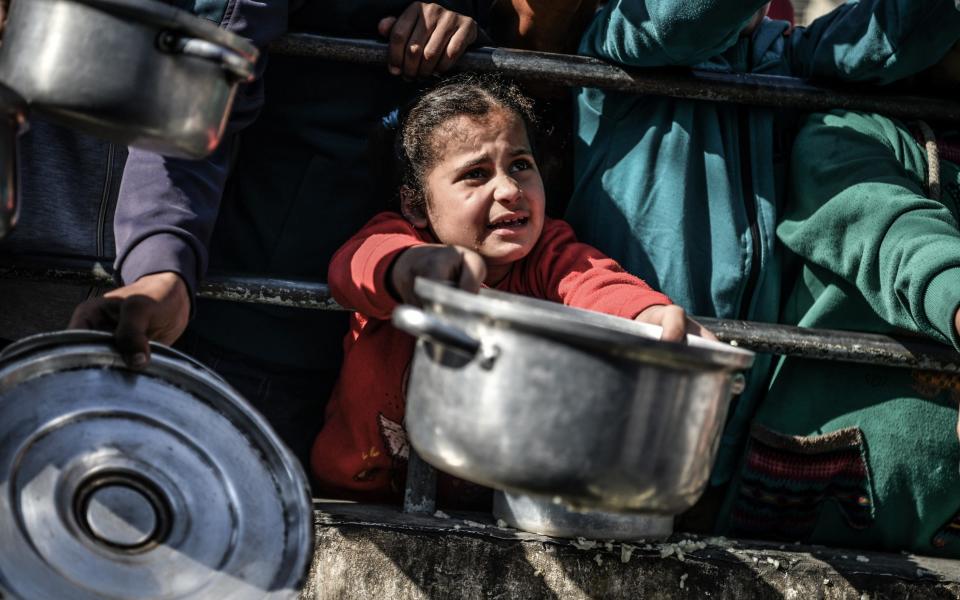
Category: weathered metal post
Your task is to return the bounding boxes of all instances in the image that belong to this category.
[403,450,438,515]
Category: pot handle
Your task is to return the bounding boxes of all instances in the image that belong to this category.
[157,33,255,82]
[392,305,481,357]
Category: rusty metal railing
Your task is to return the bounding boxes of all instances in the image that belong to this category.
[6,260,960,375]
[270,35,960,123]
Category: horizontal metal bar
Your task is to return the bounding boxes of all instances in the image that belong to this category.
[270,35,960,123]
[0,261,338,310]
[200,273,342,310]
[0,260,117,288]
[697,318,960,374]
[5,260,960,373]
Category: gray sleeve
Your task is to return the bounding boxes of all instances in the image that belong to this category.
[113,0,287,299]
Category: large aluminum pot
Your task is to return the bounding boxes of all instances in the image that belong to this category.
[392,279,755,514]
[0,80,24,239]
[0,331,312,599]
[0,0,258,158]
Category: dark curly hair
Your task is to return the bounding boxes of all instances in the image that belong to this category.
[373,73,539,214]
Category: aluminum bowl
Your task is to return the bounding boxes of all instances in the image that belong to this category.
[494,491,673,540]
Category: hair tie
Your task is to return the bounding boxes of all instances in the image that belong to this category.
[384,108,409,167]
[381,108,401,131]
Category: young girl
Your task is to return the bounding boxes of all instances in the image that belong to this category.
[311,75,712,504]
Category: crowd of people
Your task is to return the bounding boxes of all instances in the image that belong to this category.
[3,0,960,558]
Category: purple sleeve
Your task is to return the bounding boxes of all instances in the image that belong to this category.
[113,0,288,299]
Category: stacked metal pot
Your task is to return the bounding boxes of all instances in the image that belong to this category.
[0,0,260,239]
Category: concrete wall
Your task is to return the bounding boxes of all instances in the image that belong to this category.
[302,503,960,600]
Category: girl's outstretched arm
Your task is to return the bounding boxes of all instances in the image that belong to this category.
[389,244,487,306]
[523,219,714,341]
[328,213,426,319]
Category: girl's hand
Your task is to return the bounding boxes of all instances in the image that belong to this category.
[389,244,487,306]
[378,3,478,79]
[635,304,717,343]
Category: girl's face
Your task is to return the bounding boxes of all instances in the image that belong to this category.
[409,108,546,284]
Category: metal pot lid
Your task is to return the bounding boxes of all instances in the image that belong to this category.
[0,331,312,599]
[72,0,258,62]
[413,278,755,371]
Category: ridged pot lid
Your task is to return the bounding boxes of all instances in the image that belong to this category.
[0,331,312,599]
[413,278,755,371]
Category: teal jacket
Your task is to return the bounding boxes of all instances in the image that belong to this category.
[724,111,960,556]
[780,112,960,349]
[566,0,960,481]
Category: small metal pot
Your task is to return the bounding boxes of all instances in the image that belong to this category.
[393,279,754,514]
[0,80,24,240]
[0,0,258,158]
[494,491,673,540]
[0,331,312,599]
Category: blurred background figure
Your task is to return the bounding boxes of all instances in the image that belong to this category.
[768,0,795,25]
[792,0,843,24]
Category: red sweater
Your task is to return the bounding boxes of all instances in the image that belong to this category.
[311,212,671,503]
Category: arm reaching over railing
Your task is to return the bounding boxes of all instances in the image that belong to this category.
[378,2,479,78]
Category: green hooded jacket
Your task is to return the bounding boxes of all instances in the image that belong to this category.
[567,0,960,482]
[724,110,960,556]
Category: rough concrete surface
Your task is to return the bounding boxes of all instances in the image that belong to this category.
[301,502,960,600]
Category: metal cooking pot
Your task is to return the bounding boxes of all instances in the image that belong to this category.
[0,331,312,599]
[494,490,673,540]
[0,0,258,158]
[0,80,24,239]
[392,278,755,514]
